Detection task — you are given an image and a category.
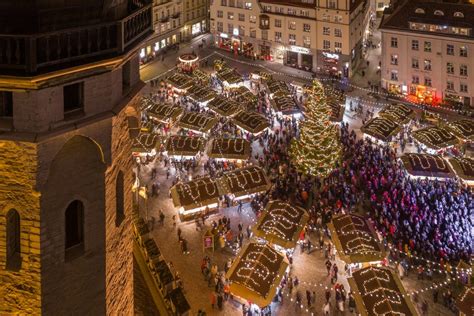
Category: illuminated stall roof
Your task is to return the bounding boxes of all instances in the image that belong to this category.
[207,95,241,117]
[131,133,161,153]
[412,126,458,150]
[177,112,218,134]
[400,153,454,179]
[146,103,183,123]
[216,67,243,85]
[348,267,417,316]
[166,72,194,90]
[232,111,270,135]
[233,86,257,105]
[270,92,299,115]
[170,177,221,211]
[254,200,309,249]
[362,117,401,142]
[266,79,290,95]
[187,85,217,103]
[226,243,288,308]
[328,97,345,122]
[378,104,414,124]
[449,157,474,185]
[218,166,271,198]
[165,135,205,157]
[192,68,210,82]
[328,214,385,264]
[207,138,251,160]
[456,287,473,316]
[448,119,474,141]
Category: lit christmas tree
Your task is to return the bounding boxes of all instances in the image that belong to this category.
[290,80,342,177]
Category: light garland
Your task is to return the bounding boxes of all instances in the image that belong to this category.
[407,153,448,172]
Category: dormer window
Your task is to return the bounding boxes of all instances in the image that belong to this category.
[454,12,464,18]
[434,10,444,16]
[415,8,425,14]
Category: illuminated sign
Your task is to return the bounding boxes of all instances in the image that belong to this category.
[233,28,239,36]
[288,46,311,54]
[220,33,228,38]
[322,52,340,60]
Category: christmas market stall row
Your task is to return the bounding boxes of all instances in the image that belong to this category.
[170,166,270,219]
[412,126,458,154]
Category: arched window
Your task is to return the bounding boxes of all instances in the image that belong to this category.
[115,171,125,226]
[65,200,84,260]
[415,8,425,14]
[454,12,464,18]
[6,209,21,270]
[434,10,444,16]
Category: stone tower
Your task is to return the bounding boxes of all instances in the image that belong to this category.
[0,0,153,314]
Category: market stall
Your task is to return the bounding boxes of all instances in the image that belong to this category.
[232,111,270,136]
[328,98,346,123]
[207,138,251,162]
[266,79,290,97]
[348,266,417,316]
[178,53,199,74]
[448,119,474,142]
[270,91,299,116]
[449,157,474,186]
[232,86,258,106]
[412,126,458,154]
[177,112,218,136]
[456,286,473,316]
[226,242,288,308]
[216,66,243,87]
[218,166,271,200]
[165,135,205,159]
[192,68,210,83]
[207,95,241,117]
[187,85,217,104]
[170,177,221,219]
[400,153,454,180]
[328,214,385,265]
[378,103,414,124]
[362,117,401,143]
[146,102,184,124]
[166,72,194,91]
[131,133,161,157]
[254,200,309,250]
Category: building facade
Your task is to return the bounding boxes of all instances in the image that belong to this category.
[210,0,370,76]
[380,0,474,107]
[0,0,159,314]
[183,0,210,40]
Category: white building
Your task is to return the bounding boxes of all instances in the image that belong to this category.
[380,0,474,107]
[210,0,370,77]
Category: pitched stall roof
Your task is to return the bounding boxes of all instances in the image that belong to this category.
[400,153,454,179]
[328,214,385,264]
[448,119,474,141]
[207,138,251,160]
[456,287,473,316]
[216,67,243,85]
[165,135,205,156]
[177,112,217,134]
[232,111,270,135]
[449,157,474,183]
[187,85,217,103]
[219,166,271,197]
[146,103,184,123]
[167,72,194,89]
[271,92,299,115]
[207,95,241,117]
[170,177,221,210]
[226,243,288,307]
[378,104,414,124]
[132,133,161,153]
[254,200,309,249]
[362,117,401,142]
[328,97,345,122]
[412,127,458,150]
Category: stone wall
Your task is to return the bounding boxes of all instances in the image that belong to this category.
[0,140,42,314]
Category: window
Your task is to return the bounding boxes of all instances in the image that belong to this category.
[303,36,311,48]
[228,12,234,19]
[217,10,223,18]
[460,83,468,93]
[275,19,281,27]
[434,10,444,16]
[460,65,468,76]
[65,200,84,260]
[412,75,420,84]
[390,54,398,65]
[238,13,245,21]
[250,29,256,38]
[424,59,431,71]
[275,7,284,13]
[249,15,256,23]
[229,0,235,6]
[63,82,84,115]
[391,70,398,81]
[263,5,271,12]
[116,171,125,226]
[303,23,310,32]
[245,2,252,9]
[261,30,268,40]
[415,8,425,14]
[447,62,454,74]
[275,31,282,42]
[334,42,342,53]
[217,22,223,32]
[323,40,330,50]
[288,34,296,45]
[6,209,21,270]
[334,28,342,37]
[122,60,131,95]
[328,0,336,9]
[227,23,233,33]
[237,0,243,8]
[424,77,432,87]
[454,12,464,18]
[287,8,296,15]
[322,14,330,21]
[424,41,431,52]
[391,37,398,48]
[221,0,227,5]
[447,44,454,55]
[447,81,454,91]
[0,91,13,118]
[460,46,468,57]
[300,10,309,17]
[412,58,419,69]
[323,27,330,35]
[412,40,419,50]
[334,15,342,23]
[288,21,296,30]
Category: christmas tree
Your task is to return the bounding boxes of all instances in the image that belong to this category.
[290,80,342,177]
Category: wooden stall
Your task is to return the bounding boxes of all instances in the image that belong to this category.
[412,126,458,154]
[362,117,401,143]
[165,135,205,159]
[207,95,241,117]
[218,166,271,201]
[400,153,454,180]
[232,111,270,136]
[146,103,184,124]
[207,138,251,162]
[177,112,218,136]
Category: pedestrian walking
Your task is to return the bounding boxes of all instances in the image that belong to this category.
[210,292,216,309]
[172,215,177,227]
[306,290,312,308]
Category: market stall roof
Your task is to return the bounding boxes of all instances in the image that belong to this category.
[168,287,191,315]
[218,166,271,197]
[192,68,210,82]
[328,98,345,122]
[166,72,194,90]
[254,200,309,249]
[378,103,414,124]
[448,119,474,141]
[270,92,299,115]
[266,79,290,95]
[216,67,243,85]
[449,157,474,184]
[456,287,473,316]
[207,95,241,117]
[177,111,218,134]
[140,96,154,111]
[328,214,385,264]
[170,177,221,210]
[146,102,184,123]
[232,111,270,135]
[187,84,217,103]
[233,86,257,104]
[362,117,401,142]
[207,138,251,160]
[412,126,458,150]
[348,266,417,316]
[165,135,205,156]
[226,243,288,308]
[131,133,161,153]
[400,153,454,179]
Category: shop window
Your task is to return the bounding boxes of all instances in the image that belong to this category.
[6,209,21,271]
[63,82,84,116]
[116,171,125,227]
[0,91,13,118]
[65,200,84,261]
[122,60,131,95]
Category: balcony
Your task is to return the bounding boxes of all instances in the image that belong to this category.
[171,12,181,19]
[0,5,153,75]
